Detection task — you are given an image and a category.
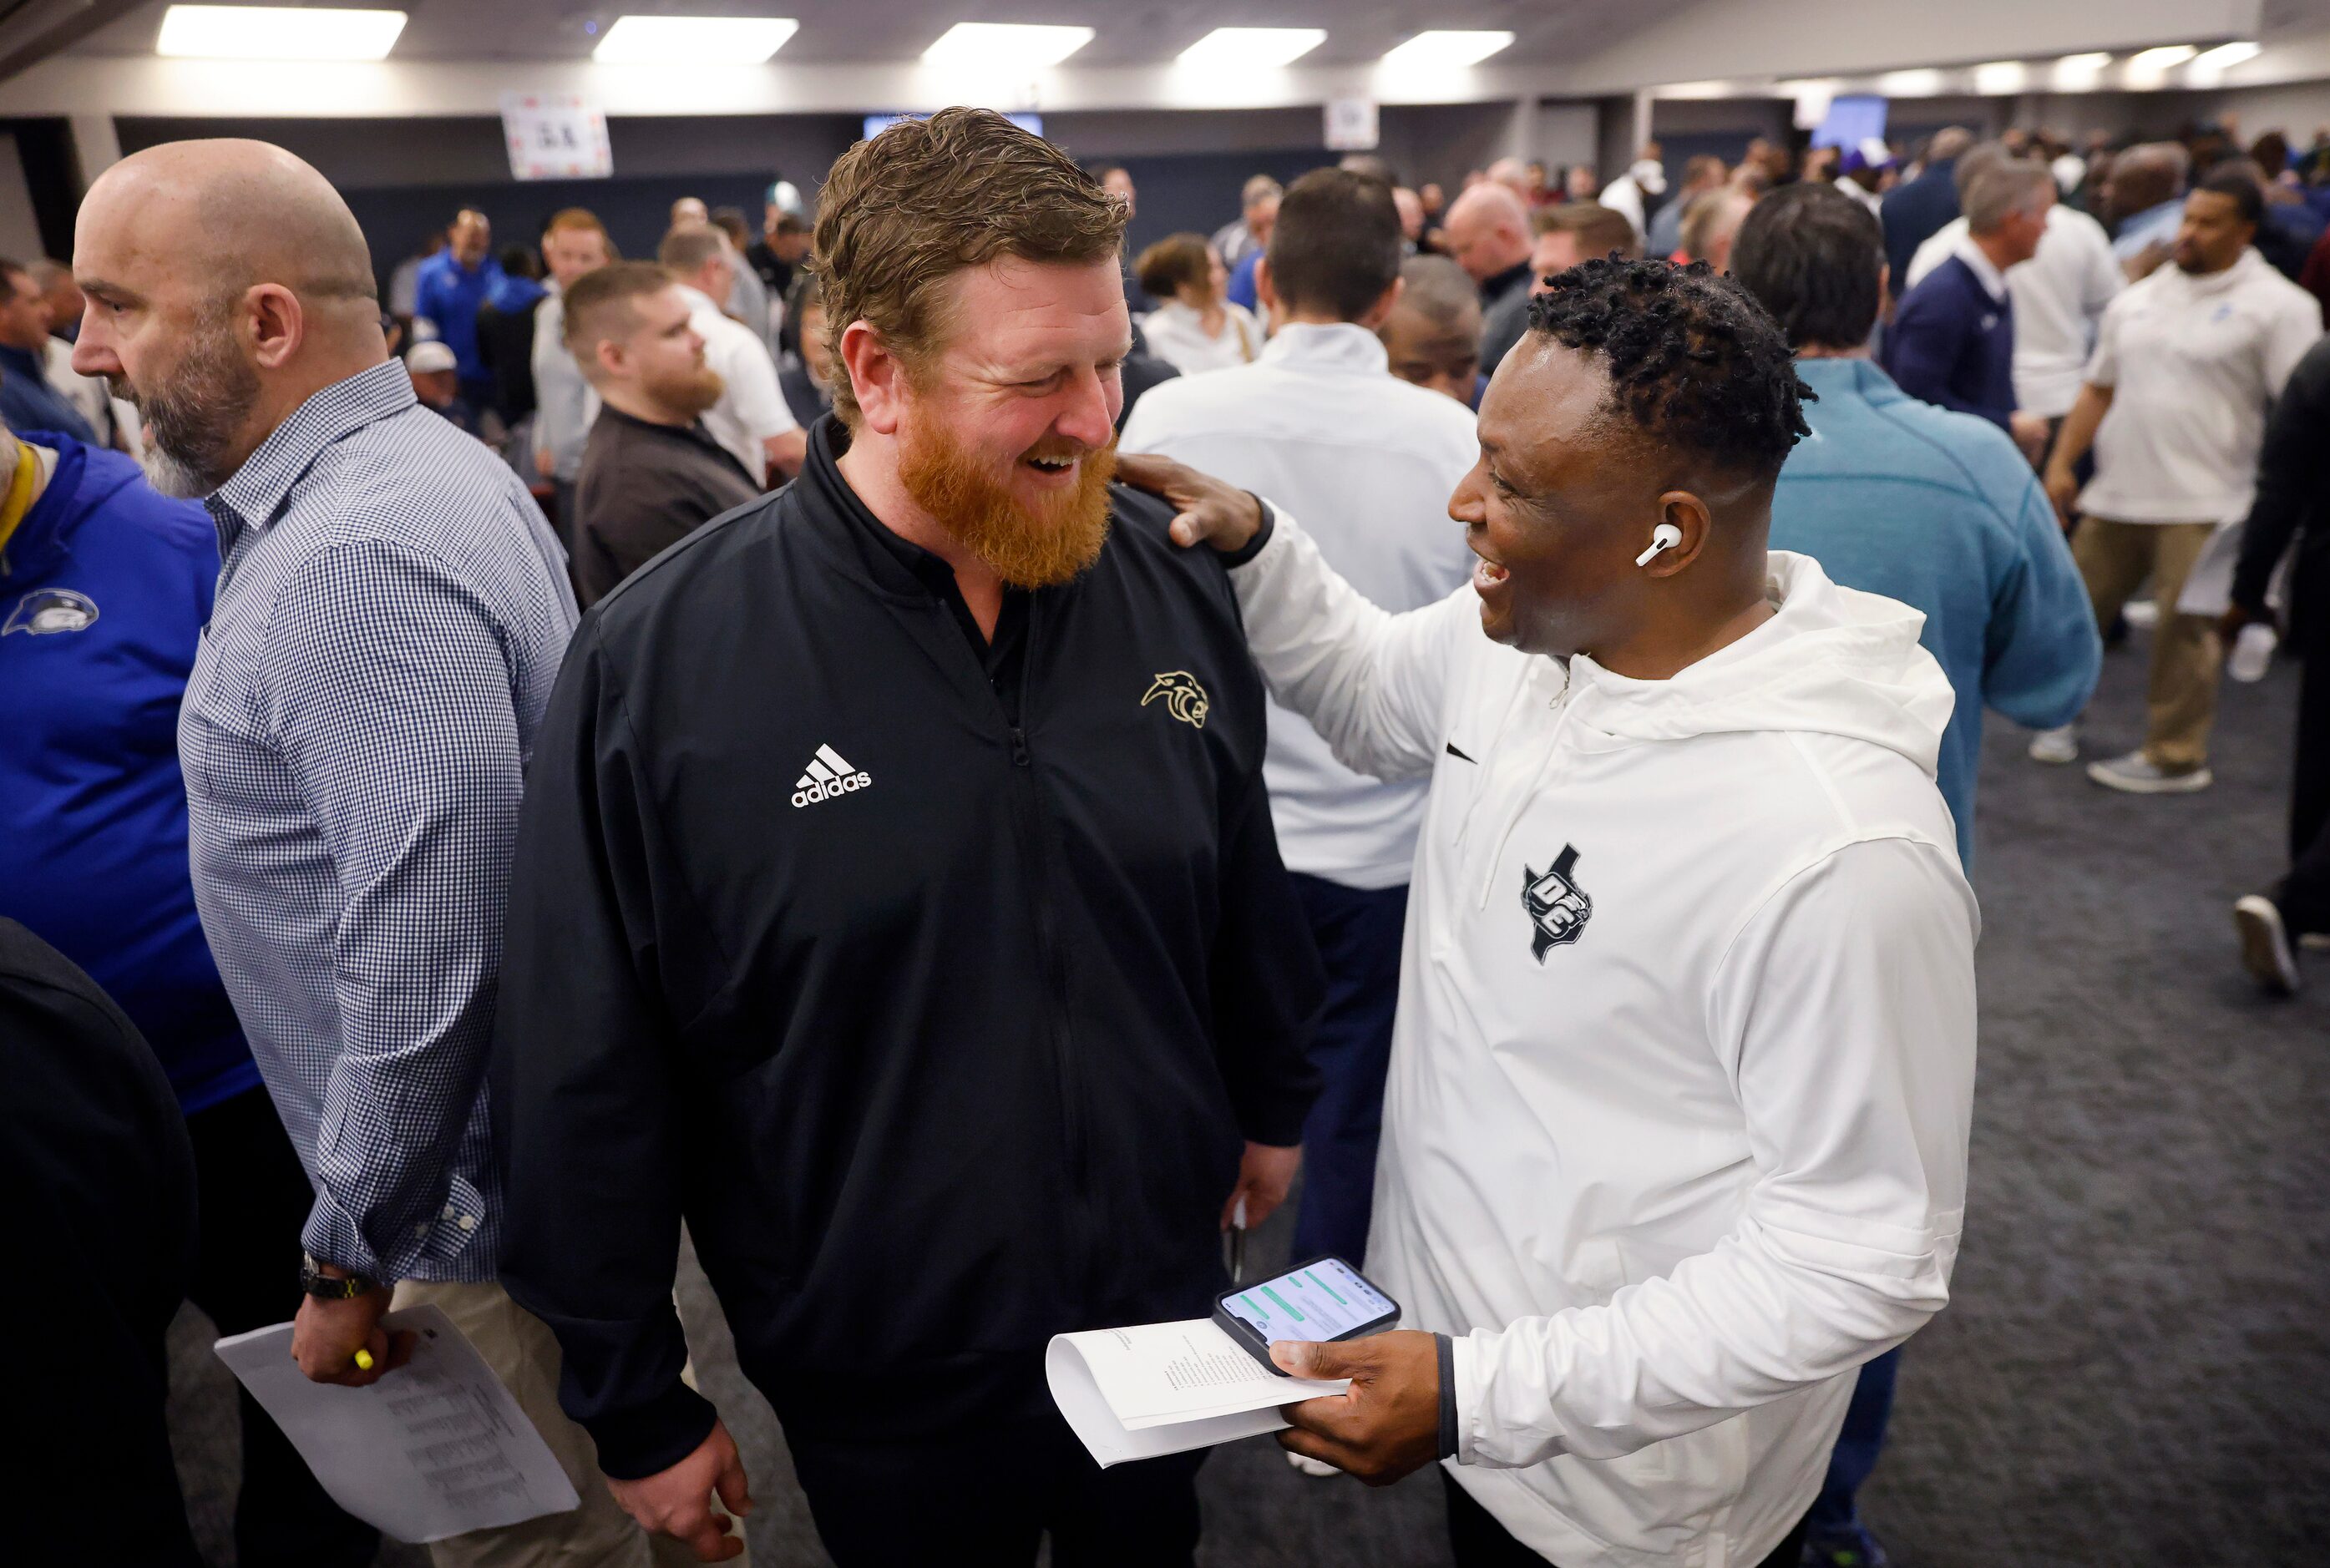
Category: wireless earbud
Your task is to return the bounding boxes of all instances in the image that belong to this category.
[1635,523,1684,568]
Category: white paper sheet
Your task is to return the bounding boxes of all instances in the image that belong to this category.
[1046,1318,1347,1468]
[215,1304,580,1543]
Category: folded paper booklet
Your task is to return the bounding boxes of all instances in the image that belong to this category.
[1046,1317,1349,1467]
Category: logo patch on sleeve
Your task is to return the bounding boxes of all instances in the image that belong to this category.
[1522,845,1591,959]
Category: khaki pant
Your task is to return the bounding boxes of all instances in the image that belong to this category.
[2072,517,2225,772]
[391,1279,735,1568]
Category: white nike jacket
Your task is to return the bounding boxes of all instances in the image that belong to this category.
[1231,517,1978,1568]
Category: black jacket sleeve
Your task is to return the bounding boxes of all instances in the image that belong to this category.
[489,621,717,1480]
[2231,337,2330,615]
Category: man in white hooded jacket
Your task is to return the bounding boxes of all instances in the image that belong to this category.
[1122,256,1978,1568]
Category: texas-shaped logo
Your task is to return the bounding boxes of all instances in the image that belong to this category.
[1522,845,1592,960]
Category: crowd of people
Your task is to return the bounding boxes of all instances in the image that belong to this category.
[1,95,2322,1568]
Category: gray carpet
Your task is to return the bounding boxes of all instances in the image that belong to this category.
[164,630,2330,1565]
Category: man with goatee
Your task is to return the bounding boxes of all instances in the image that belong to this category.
[490,108,1325,1566]
[565,260,760,605]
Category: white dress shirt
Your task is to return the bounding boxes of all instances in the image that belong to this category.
[674,282,797,487]
[1120,321,1480,888]
[1138,300,1263,377]
[1905,205,2124,418]
[530,284,600,485]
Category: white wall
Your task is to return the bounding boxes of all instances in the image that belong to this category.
[0,133,43,258]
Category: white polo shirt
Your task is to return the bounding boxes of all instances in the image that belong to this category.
[2076,247,2322,525]
[1904,205,2124,418]
[675,283,797,487]
[1120,321,1480,889]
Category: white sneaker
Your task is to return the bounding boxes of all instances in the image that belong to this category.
[2028,724,2080,765]
[2123,598,2160,630]
[2086,751,2212,794]
[1286,1449,1340,1478]
[2234,895,2302,995]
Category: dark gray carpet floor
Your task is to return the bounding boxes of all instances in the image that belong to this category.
[165,629,2330,1565]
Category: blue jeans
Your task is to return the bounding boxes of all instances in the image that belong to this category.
[1807,1346,1902,1534]
[1285,873,1409,1267]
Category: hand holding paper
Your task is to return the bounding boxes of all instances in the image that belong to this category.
[1046,1318,1348,1468]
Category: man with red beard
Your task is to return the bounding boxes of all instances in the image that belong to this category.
[490,108,1325,1566]
[565,261,760,606]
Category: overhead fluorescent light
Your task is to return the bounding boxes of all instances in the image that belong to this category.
[1877,68,1944,96]
[2191,40,2261,70]
[1380,30,1515,70]
[2130,43,2198,70]
[156,4,407,60]
[1178,28,1325,69]
[923,23,1094,68]
[2053,51,2111,72]
[1972,59,2028,94]
[594,15,798,64]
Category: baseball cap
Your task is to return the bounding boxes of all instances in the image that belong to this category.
[405,341,458,374]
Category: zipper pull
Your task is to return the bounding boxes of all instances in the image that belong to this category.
[1008,725,1031,767]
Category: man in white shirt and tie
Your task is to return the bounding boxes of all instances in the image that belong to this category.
[1121,171,1477,1428]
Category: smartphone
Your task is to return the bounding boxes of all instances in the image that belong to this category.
[1212,1255,1401,1374]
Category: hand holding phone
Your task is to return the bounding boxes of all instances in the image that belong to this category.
[1212,1256,1400,1374]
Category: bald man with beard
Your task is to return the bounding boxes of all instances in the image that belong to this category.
[73,140,712,1567]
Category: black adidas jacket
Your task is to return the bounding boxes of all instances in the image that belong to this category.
[491,419,1325,1478]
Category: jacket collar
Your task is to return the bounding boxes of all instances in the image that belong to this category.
[795,414,961,601]
[1258,321,1390,376]
[1948,235,2008,304]
[205,359,414,541]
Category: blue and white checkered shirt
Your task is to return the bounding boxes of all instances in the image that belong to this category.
[181,359,577,1282]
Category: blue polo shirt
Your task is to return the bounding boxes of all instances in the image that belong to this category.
[1882,254,2018,431]
[1771,359,2100,867]
[0,431,259,1110]
[412,250,504,391]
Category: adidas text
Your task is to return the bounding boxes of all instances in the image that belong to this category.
[793,744,874,808]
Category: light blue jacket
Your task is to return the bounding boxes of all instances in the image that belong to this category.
[1771,357,2100,867]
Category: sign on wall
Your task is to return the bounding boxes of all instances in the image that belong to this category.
[1324,98,1379,153]
[500,94,613,180]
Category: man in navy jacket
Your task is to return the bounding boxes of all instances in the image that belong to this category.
[0,421,378,1565]
[1881,126,1973,286]
[1883,158,2054,460]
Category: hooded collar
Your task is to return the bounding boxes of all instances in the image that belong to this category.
[1556,552,1953,779]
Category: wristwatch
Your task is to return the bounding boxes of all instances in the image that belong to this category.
[301,1252,382,1299]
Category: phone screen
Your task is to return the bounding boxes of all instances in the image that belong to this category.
[1219,1258,1396,1343]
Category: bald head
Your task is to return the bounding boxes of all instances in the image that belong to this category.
[72,139,388,498]
[79,139,377,318]
[1444,182,1532,285]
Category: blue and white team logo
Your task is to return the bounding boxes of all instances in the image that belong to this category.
[1522,845,1592,960]
[3,588,98,636]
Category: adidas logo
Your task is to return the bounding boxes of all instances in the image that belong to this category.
[791,744,873,808]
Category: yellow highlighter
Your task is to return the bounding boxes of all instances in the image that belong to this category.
[353,1348,376,1372]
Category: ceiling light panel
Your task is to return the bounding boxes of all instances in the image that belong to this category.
[2130,43,2198,70]
[2191,40,2261,70]
[1178,28,1326,68]
[1380,30,1515,69]
[923,23,1094,68]
[155,5,407,60]
[593,16,798,64]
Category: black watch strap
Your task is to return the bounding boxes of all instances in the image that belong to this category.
[301,1253,380,1299]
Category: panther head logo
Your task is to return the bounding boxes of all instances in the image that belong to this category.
[1142,670,1210,729]
[1522,845,1592,961]
[3,588,99,636]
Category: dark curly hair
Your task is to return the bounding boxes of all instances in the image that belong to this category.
[1524,256,1813,482]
